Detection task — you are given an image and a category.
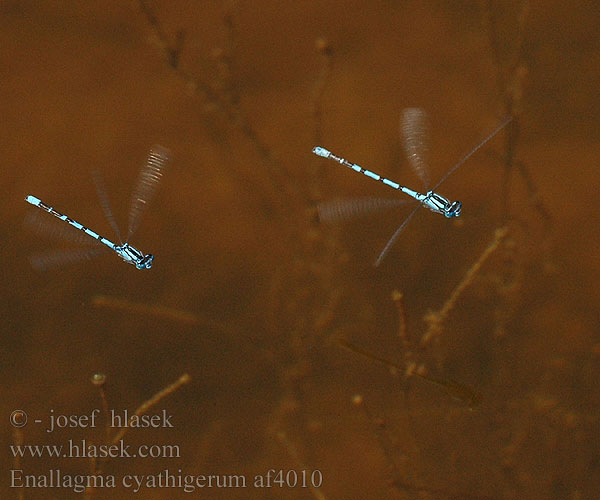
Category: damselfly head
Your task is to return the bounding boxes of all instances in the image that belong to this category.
[446,201,462,218]
[138,254,154,270]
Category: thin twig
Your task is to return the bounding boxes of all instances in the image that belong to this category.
[110,373,190,445]
[277,431,329,500]
[421,226,509,346]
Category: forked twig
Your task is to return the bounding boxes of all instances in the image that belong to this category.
[84,373,190,499]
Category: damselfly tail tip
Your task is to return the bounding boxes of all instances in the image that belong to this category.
[312,146,330,158]
[25,195,40,205]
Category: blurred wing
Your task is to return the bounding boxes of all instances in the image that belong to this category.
[401,108,430,188]
[374,204,421,266]
[318,197,412,224]
[24,210,101,247]
[29,247,109,271]
[127,145,171,241]
[431,114,513,191]
[92,168,122,244]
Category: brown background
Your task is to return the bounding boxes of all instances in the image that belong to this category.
[2,1,599,499]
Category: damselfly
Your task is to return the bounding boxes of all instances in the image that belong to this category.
[313,109,511,266]
[25,145,171,270]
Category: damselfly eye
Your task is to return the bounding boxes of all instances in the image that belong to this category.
[447,201,462,218]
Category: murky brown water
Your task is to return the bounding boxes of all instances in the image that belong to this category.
[3,1,599,499]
